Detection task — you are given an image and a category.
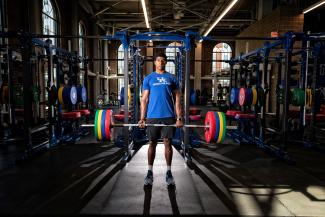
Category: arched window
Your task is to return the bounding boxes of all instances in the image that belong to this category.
[212,43,232,74]
[42,0,59,46]
[117,44,125,99]
[42,0,59,104]
[165,42,179,74]
[79,22,86,69]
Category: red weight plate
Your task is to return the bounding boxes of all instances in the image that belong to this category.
[239,88,246,106]
[105,109,111,140]
[204,111,216,143]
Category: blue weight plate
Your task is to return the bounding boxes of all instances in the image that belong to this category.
[81,86,87,102]
[214,112,220,142]
[101,110,106,140]
[246,88,253,105]
[70,86,77,105]
[230,88,239,104]
[190,91,196,105]
[120,87,124,105]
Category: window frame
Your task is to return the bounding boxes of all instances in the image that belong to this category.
[212,42,232,74]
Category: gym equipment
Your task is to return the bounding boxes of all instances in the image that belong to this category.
[57,86,78,105]
[190,89,196,105]
[31,85,40,103]
[58,86,64,105]
[83,109,236,143]
[230,88,239,105]
[290,88,305,106]
[120,86,131,106]
[306,88,312,107]
[76,85,87,103]
[62,86,78,105]
[48,85,58,105]
[277,87,309,107]
[239,87,252,106]
[251,87,257,106]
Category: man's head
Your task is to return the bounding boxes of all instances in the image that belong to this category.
[154,53,167,72]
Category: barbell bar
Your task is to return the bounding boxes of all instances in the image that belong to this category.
[83,109,237,143]
[82,123,237,129]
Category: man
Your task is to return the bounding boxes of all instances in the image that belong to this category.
[138,52,183,186]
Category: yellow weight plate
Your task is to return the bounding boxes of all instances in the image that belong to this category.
[97,110,103,141]
[217,112,224,143]
[58,87,64,105]
[252,87,257,106]
[128,86,131,106]
[306,88,312,107]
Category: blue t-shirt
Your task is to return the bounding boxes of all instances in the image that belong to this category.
[142,72,179,118]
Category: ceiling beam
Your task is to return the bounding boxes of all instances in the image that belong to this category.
[166,0,208,20]
[120,0,208,31]
[91,0,127,18]
[199,0,227,35]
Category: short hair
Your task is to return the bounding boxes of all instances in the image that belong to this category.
[154,52,167,61]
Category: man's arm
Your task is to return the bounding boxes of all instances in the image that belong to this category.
[174,90,182,119]
[138,89,149,128]
[174,90,183,128]
[140,90,149,120]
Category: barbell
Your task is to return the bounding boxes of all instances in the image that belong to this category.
[82,110,237,143]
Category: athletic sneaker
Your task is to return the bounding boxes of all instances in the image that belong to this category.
[144,170,153,185]
[166,170,175,186]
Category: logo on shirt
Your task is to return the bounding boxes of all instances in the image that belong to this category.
[157,77,166,83]
[153,77,170,86]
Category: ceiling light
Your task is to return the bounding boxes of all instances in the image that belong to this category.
[141,0,150,29]
[303,0,325,14]
[203,0,239,37]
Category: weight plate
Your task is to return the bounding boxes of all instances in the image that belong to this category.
[97,110,103,141]
[252,87,257,106]
[94,109,99,140]
[239,88,246,106]
[204,111,216,143]
[105,109,111,140]
[217,112,224,143]
[214,112,220,142]
[101,110,106,140]
[220,112,227,143]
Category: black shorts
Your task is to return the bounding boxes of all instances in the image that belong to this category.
[146,118,175,141]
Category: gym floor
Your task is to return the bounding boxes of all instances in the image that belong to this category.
[0,106,324,216]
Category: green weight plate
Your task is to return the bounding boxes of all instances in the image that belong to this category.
[298,89,305,106]
[220,112,227,143]
[291,88,304,106]
[94,109,99,141]
[290,88,297,105]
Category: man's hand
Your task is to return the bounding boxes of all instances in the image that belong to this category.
[138,119,146,128]
[176,119,183,128]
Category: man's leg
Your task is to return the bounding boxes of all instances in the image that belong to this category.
[148,140,157,167]
[163,138,173,167]
[144,120,160,186]
[144,140,157,186]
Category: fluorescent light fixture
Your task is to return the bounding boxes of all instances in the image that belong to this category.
[203,0,239,37]
[141,0,150,29]
[303,0,325,14]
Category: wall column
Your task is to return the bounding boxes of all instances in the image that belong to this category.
[194,42,202,91]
